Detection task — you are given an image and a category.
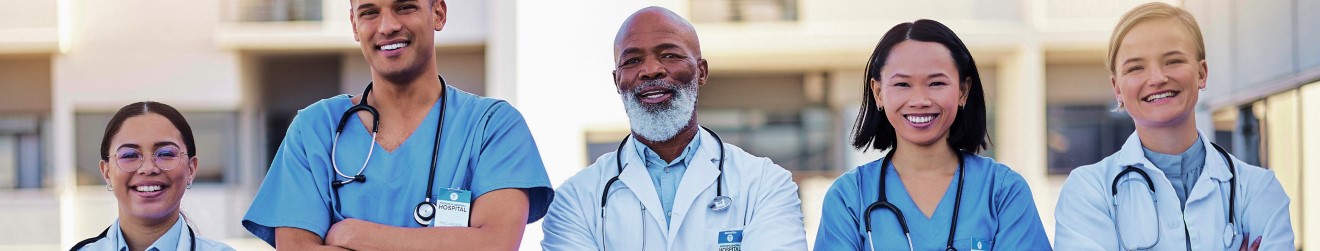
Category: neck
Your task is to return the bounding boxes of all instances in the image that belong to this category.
[891,139,959,177]
[367,73,444,115]
[119,212,179,251]
[635,122,700,163]
[1135,117,1200,155]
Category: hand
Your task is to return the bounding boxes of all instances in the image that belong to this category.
[326,218,375,249]
[1238,233,1262,251]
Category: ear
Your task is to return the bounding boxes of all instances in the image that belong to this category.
[959,78,971,107]
[1111,75,1123,106]
[348,6,360,42]
[433,0,448,31]
[1197,59,1208,90]
[612,70,623,94]
[870,78,884,109]
[187,156,199,185]
[99,160,113,187]
[696,58,709,87]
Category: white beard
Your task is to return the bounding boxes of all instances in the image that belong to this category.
[620,79,699,142]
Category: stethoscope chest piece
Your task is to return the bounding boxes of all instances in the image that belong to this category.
[1223,223,1237,248]
[415,199,436,226]
[709,195,732,211]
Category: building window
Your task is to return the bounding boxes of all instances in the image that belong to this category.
[1046,105,1134,174]
[691,0,799,23]
[0,116,46,189]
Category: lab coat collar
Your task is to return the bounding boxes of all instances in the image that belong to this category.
[108,214,193,251]
[666,128,722,246]
[1115,131,1235,204]
[616,127,723,247]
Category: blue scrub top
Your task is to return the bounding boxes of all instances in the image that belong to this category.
[241,85,553,246]
[814,154,1051,250]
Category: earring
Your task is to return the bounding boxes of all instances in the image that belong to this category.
[187,183,192,189]
[106,184,113,191]
[1200,87,1207,91]
[877,106,884,112]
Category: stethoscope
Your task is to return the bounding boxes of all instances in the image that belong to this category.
[1110,143,1238,250]
[71,223,197,251]
[329,76,451,227]
[863,148,966,251]
[598,126,730,249]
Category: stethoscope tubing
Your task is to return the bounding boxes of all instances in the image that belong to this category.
[863,148,965,251]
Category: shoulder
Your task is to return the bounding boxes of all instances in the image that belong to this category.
[721,143,793,180]
[556,152,617,197]
[286,94,354,133]
[825,159,881,197]
[1229,157,1285,193]
[965,155,1029,187]
[448,87,517,119]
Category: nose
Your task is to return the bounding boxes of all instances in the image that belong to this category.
[1146,65,1168,86]
[637,57,667,81]
[906,87,934,109]
[377,11,402,37]
[137,159,163,175]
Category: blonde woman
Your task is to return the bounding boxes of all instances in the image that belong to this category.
[1054,3,1294,250]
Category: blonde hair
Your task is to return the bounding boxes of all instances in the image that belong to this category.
[1106,2,1206,76]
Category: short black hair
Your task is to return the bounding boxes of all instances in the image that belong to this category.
[100,101,197,160]
[850,19,990,153]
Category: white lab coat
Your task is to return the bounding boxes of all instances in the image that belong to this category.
[542,128,808,251]
[1055,132,1294,250]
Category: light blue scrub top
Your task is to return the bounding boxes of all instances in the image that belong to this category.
[814,154,1052,250]
[634,134,701,225]
[241,85,553,246]
[76,215,235,251]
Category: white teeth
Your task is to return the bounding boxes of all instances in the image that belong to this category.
[380,42,407,51]
[905,115,935,124]
[134,185,162,192]
[1144,92,1176,102]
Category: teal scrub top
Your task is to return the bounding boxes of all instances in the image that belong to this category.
[241,85,553,246]
[814,154,1051,250]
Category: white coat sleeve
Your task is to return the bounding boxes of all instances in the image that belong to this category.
[1243,169,1295,249]
[742,158,808,251]
[1053,169,1115,250]
[541,175,599,251]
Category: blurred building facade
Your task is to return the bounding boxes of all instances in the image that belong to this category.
[0,0,1313,250]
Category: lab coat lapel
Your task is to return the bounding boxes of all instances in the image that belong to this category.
[667,129,721,246]
[1188,132,1233,205]
[617,137,670,235]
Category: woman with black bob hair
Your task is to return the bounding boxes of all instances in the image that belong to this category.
[71,101,234,251]
[814,19,1051,250]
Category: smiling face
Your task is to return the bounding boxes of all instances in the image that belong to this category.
[1111,18,1207,128]
[612,8,708,141]
[350,0,446,82]
[100,113,197,221]
[872,40,968,148]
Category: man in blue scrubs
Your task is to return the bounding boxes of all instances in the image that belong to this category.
[241,0,552,249]
[541,7,807,250]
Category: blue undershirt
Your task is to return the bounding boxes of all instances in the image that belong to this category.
[633,135,702,226]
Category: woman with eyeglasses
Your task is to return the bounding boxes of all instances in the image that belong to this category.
[813,19,1050,251]
[71,102,234,251]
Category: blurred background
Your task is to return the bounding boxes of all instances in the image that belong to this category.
[0,0,1316,250]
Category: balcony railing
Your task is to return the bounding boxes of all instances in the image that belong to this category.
[226,0,323,22]
[691,0,798,23]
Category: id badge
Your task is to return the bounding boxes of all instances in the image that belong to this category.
[434,188,471,227]
[718,229,743,251]
[971,238,991,251]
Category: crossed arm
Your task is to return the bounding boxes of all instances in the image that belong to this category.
[275,188,531,251]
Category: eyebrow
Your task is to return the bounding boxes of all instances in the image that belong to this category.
[1121,50,1188,66]
[357,0,415,11]
[889,73,949,79]
[618,43,685,59]
[116,142,181,151]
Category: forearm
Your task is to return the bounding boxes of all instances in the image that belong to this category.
[339,223,526,250]
[274,228,349,251]
[330,189,532,251]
